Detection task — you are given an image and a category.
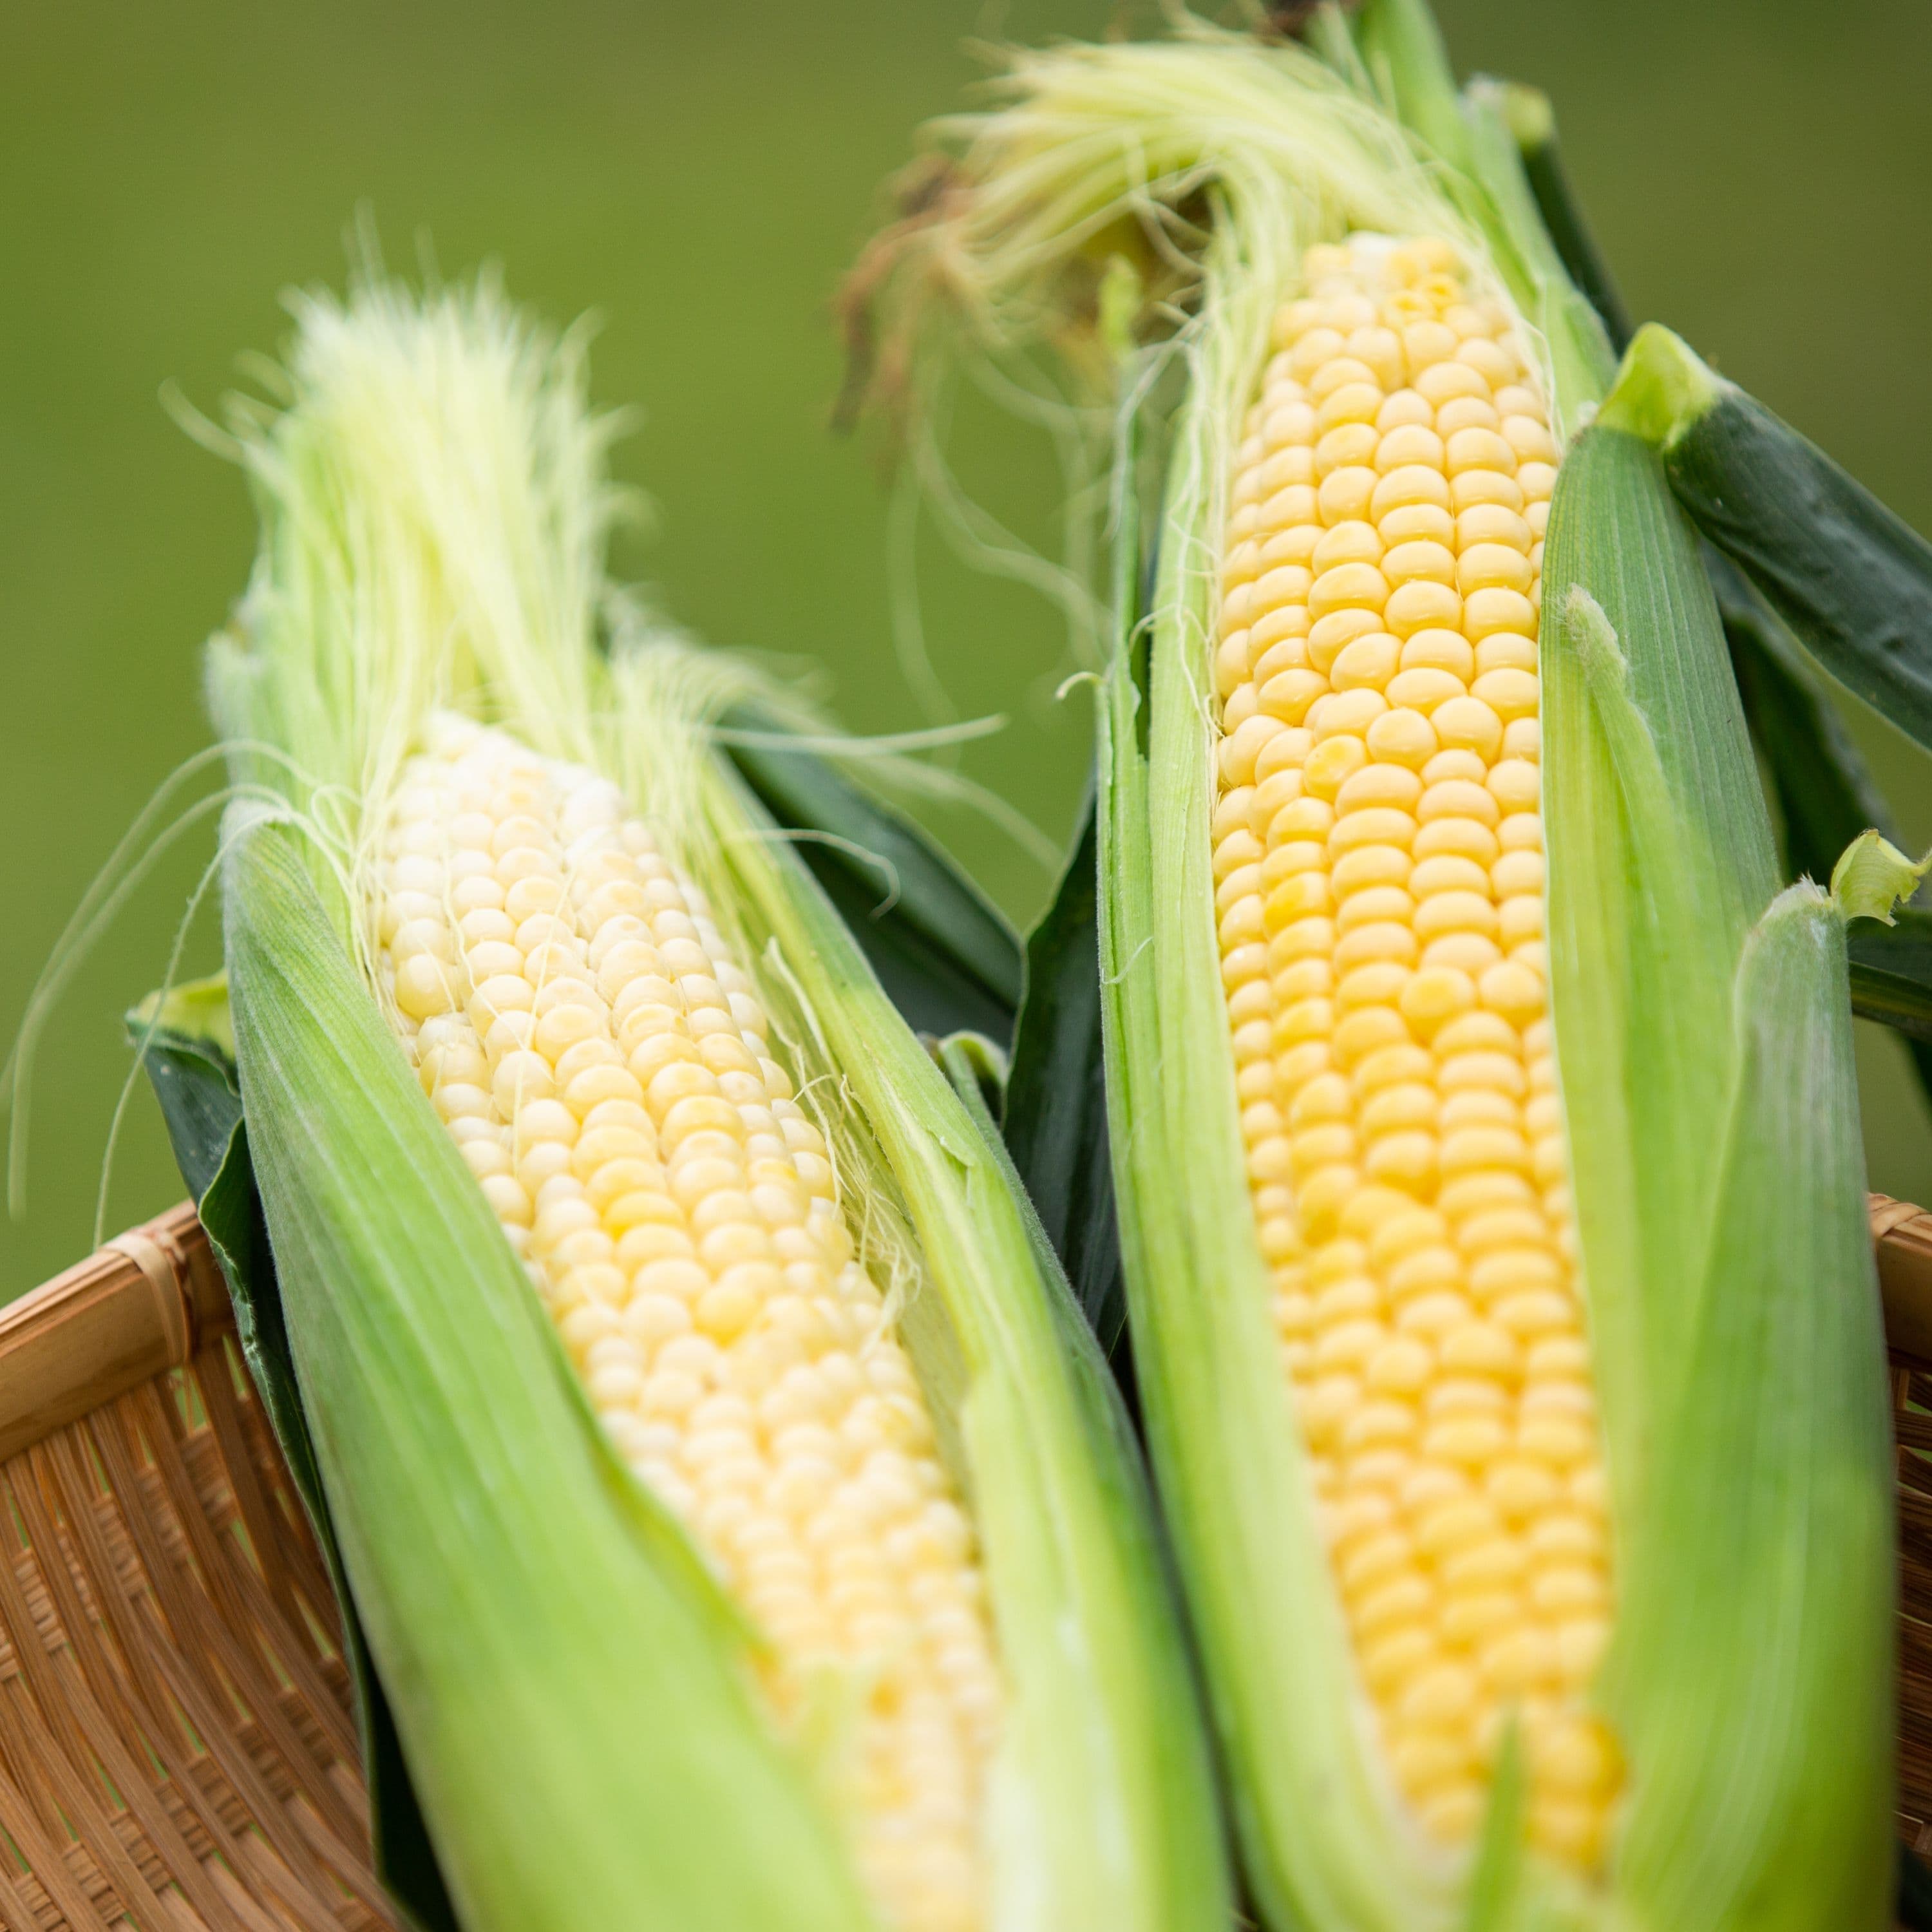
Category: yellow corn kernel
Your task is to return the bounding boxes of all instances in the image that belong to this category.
[376,714,998,1932]
[1219,237,1618,1863]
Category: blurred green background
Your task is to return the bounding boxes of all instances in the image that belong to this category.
[4,0,1931,1292]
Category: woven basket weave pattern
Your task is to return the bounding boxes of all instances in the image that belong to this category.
[0,1206,391,1932]
[5,1197,1929,1928]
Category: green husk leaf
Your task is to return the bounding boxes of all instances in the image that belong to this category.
[600,650,1232,1932]
[1605,323,1932,758]
[1459,1723,1525,1932]
[720,701,1023,1045]
[1608,885,1893,1932]
[1497,81,1633,352]
[1545,450,1891,1931]
[128,977,459,1932]
[223,802,871,1932]
[999,783,1129,1366]
[1350,0,1472,174]
[1542,430,1780,1511]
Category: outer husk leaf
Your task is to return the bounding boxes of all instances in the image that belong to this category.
[223,802,869,1932]
[1607,884,1893,1932]
[129,981,460,1932]
[196,267,1228,1932]
[1604,323,1932,761]
[1544,440,1891,1930]
[1542,431,1780,1506]
[603,650,1232,1932]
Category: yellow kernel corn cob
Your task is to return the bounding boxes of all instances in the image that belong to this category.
[377,712,999,1932]
[1209,234,1616,1865]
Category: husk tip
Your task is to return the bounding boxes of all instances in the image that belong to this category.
[1596,323,1726,449]
[1830,829,1930,925]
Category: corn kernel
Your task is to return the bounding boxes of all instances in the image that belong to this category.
[1213,234,1611,1866]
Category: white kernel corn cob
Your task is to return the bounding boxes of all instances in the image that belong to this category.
[209,275,1229,1932]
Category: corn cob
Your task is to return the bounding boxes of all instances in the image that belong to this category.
[851,20,1894,1929]
[377,713,999,1922]
[1211,228,1613,1860]
[205,278,1228,1932]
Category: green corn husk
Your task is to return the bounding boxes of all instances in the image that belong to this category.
[717,714,1024,1045]
[195,276,1228,1932]
[1849,910,1932,1042]
[1490,70,1932,1117]
[1488,80,1632,357]
[848,17,1893,1929]
[1600,321,1932,761]
[1000,790,1128,1367]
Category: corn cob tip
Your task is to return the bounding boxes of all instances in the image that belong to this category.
[1595,323,1727,451]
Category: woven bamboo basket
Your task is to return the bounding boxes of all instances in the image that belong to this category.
[5,1196,1932,1930]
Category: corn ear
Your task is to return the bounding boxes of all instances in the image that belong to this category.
[221,800,870,1932]
[850,23,1895,1929]
[600,650,1232,1932]
[192,272,1226,1932]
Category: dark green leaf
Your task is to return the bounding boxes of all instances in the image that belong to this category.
[1503,85,1632,352]
[131,1003,460,1932]
[1848,910,1932,1044]
[1001,784,1130,1376]
[1900,1847,1932,1931]
[1662,384,1932,759]
[721,703,1023,1046]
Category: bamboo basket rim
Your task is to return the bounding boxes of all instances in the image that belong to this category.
[0,1201,391,1932]
[3,1195,1930,1931]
